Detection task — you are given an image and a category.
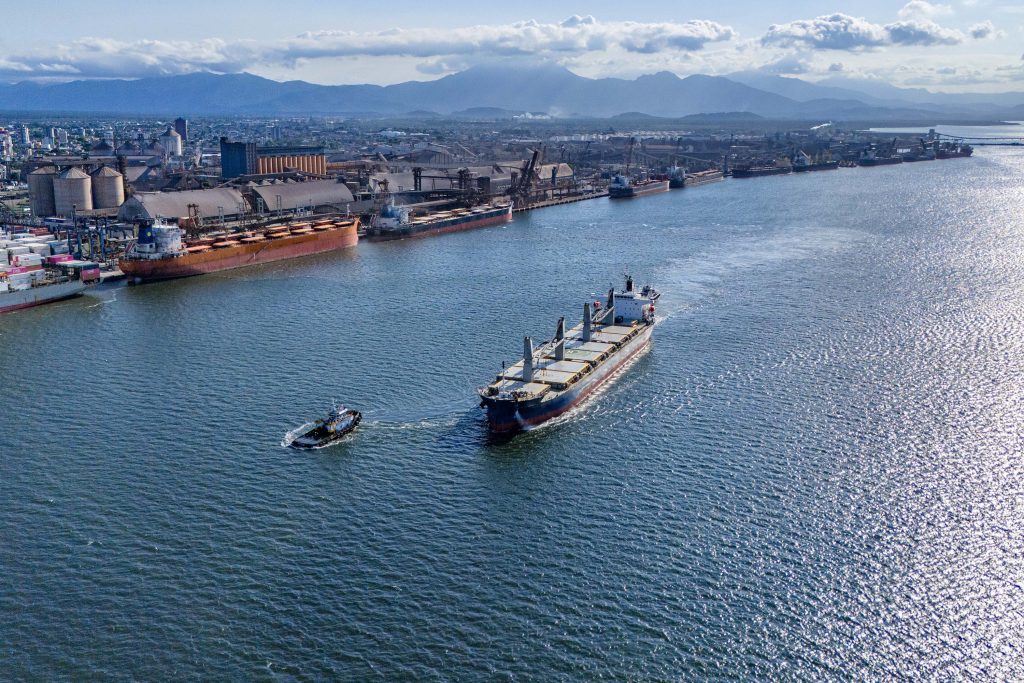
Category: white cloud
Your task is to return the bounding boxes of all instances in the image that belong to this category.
[0,17,737,80]
[968,20,1003,38]
[898,1,953,19]
[762,12,964,50]
[885,20,963,45]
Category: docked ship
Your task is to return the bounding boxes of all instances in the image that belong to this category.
[683,169,725,186]
[858,146,903,166]
[668,167,686,189]
[607,174,670,198]
[1,259,100,314]
[364,202,512,241]
[119,217,359,283]
[791,151,838,172]
[730,164,792,179]
[936,142,974,159]
[902,139,936,162]
[479,275,659,433]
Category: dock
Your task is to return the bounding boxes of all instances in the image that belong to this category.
[514,191,608,214]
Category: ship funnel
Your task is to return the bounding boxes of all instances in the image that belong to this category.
[523,337,535,382]
[554,317,565,361]
[583,303,592,342]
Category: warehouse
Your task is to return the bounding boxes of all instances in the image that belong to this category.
[117,187,248,223]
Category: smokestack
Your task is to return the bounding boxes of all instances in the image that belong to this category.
[583,303,592,342]
[523,337,535,382]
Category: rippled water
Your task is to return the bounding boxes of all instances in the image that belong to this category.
[3,150,1024,679]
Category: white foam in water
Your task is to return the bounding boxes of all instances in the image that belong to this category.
[280,421,316,448]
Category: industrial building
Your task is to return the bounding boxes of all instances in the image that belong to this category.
[117,187,248,223]
[219,138,326,178]
[249,178,355,214]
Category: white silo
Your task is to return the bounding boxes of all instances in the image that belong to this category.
[91,166,125,209]
[28,166,57,217]
[53,167,93,216]
[159,126,182,156]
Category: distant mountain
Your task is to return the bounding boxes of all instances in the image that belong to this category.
[730,71,1024,118]
[0,64,1021,121]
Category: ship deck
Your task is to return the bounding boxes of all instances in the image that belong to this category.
[487,320,647,397]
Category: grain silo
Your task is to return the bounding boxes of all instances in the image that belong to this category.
[159,126,182,156]
[28,166,57,217]
[53,167,93,216]
[91,166,125,209]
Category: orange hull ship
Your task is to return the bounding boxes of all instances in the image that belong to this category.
[120,218,359,283]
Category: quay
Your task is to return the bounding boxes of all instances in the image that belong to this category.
[514,191,608,213]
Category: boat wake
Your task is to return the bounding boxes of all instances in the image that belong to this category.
[653,225,865,321]
[281,422,316,448]
[281,421,357,450]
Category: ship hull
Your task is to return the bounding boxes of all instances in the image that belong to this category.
[731,167,791,178]
[0,279,87,314]
[365,206,512,242]
[120,223,358,282]
[858,158,903,166]
[792,162,839,172]
[483,324,653,433]
[608,180,670,199]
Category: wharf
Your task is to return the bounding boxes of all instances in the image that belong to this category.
[514,191,608,214]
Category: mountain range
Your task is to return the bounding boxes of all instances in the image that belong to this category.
[1,64,1021,122]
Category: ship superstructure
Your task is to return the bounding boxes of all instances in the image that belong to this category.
[479,275,660,433]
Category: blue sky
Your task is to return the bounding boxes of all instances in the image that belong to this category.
[1,1,1021,91]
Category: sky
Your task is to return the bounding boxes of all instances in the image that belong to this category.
[1,0,1021,92]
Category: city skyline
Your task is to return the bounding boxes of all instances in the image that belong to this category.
[1,1,1021,92]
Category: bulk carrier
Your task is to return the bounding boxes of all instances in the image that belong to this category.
[683,169,725,186]
[479,275,659,433]
[365,202,511,241]
[731,164,792,179]
[119,217,359,283]
[607,175,670,199]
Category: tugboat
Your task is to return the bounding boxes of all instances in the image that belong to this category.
[289,404,361,449]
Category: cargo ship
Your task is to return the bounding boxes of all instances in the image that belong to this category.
[479,275,659,433]
[730,164,792,179]
[119,217,359,283]
[364,202,512,241]
[1,258,99,314]
[668,167,686,189]
[792,152,838,172]
[858,147,903,166]
[607,175,670,198]
[937,142,973,159]
[684,169,725,186]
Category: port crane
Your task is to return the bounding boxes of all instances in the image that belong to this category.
[507,147,543,207]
